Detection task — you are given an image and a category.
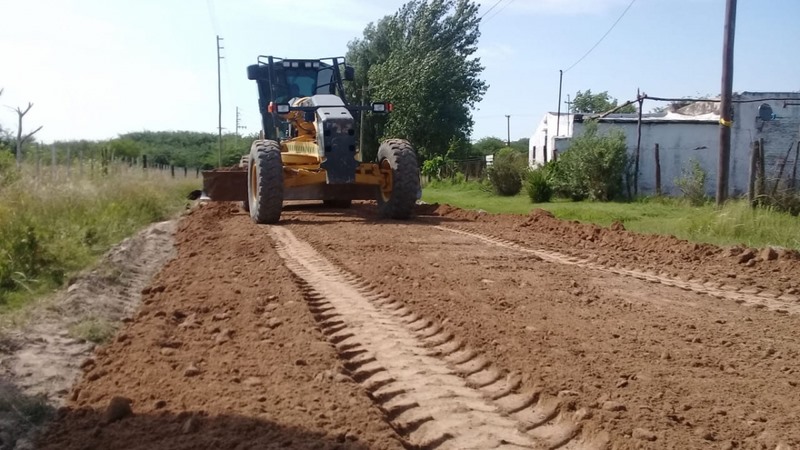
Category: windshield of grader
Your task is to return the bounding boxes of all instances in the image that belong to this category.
[273,66,335,103]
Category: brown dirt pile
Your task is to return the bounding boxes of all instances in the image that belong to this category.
[37,203,402,450]
[419,203,800,297]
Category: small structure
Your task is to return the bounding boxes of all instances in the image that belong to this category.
[529,92,800,196]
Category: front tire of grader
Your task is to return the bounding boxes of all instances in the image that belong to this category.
[248,140,284,224]
[376,139,419,220]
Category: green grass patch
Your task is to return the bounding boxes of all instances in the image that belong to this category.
[69,317,118,344]
[0,167,197,312]
[422,183,800,250]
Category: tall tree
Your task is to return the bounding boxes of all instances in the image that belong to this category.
[572,89,636,114]
[346,0,488,162]
[472,136,505,155]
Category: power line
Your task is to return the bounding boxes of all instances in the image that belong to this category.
[478,0,505,20]
[484,0,515,23]
[563,0,637,73]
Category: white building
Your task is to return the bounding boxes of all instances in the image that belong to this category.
[528,92,800,196]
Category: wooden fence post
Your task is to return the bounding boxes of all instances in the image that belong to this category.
[50,144,56,181]
[758,138,766,203]
[634,92,643,196]
[654,143,662,196]
[749,140,758,207]
[792,140,799,191]
[35,144,41,180]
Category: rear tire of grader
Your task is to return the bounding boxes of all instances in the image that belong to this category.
[248,140,284,224]
[376,139,419,220]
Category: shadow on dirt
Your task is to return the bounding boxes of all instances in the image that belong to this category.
[37,406,384,450]
[0,381,56,450]
[273,202,471,226]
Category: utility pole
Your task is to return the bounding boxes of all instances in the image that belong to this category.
[564,94,572,136]
[216,35,224,168]
[505,115,511,147]
[235,106,247,136]
[716,0,737,205]
[556,69,563,138]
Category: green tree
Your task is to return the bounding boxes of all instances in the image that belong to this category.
[487,148,527,196]
[551,121,628,201]
[346,0,488,162]
[573,89,636,114]
[509,137,529,155]
[472,136,505,155]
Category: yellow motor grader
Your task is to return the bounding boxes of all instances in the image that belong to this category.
[201,55,420,224]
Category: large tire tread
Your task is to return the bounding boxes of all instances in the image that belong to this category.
[249,140,283,224]
[376,139,419,220]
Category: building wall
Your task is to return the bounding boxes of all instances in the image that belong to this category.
[730,92,800,196]
[570,121,719,196]
[528,113,573,167]
[528,92,800,197]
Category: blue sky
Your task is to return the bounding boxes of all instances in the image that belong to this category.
[1,0,798,144]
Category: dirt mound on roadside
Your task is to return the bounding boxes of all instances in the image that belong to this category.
[519,208,722,263]
[422,203,800,295]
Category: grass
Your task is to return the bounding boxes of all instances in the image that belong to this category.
[69,317,117,344]
[421,181,800,250]
[0,161,198,312]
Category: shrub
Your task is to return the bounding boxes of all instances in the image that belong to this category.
[525,165,553,203]
[0,170,195,307]
[550,121,628,201]
[0,150,19,188]
[675,158,707,206]
[486,148,527,196]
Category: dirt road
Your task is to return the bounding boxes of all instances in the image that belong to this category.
[38,202,800,449]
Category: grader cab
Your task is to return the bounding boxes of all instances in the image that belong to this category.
[201,55,419,224]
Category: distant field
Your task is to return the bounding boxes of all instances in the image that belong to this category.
[421,182,800,250]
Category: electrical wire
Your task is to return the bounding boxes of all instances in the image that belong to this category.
[478,0,505,20]
[563,0,637,73]
[483,0,515,24]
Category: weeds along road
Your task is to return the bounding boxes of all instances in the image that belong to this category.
[41,202,800,449]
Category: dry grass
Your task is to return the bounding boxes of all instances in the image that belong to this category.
[0,160,198,311]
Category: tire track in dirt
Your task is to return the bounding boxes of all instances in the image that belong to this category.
[270,226,610,450]
[438,226,800,316]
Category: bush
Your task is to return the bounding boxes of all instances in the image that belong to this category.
[550,121,628,201]
[675,158,707,206]
[0,170,195,307]
[525,165,553,203]
[487,148,527,196]
[0,150,19,188]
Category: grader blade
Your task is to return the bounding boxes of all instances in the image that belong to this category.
[201,168,248,202]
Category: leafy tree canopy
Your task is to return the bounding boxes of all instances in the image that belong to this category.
[572,89,636,114]
[346,0,488,162]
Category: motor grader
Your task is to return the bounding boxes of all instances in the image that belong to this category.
[200,55,420,224]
